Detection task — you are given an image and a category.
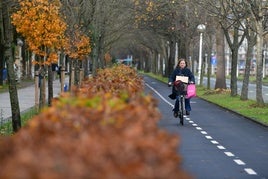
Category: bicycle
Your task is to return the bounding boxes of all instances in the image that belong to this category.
[169,79,188,125]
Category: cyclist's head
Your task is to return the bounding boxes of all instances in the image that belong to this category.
[177,58,187,69]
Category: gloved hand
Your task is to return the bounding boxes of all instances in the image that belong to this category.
[168,82,172,87]
[189,81,195,84]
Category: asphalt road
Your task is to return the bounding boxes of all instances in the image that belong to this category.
[202,77,268,104]
[143,75,268,179]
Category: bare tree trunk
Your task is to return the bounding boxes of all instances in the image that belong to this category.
[151,50,157,74]
[215,25,226,89]
[200,56,206,85]
[34,71,39,110]
[69,60,75,91]
[0,5,5,86]
[230,48,238,96]
[0,44,5,86]
[207,53,212,89]
[74,59,79,86]
[241,28,255,101]
[164,41,170,77]
[206,32,214,90]
[92,46,99,76]
[2,1,21,132]
[39,66,46,109]
[6,49,21,132]
[47,65,53,106]
[144,48,151,73]
[84,59,89,77]
[255,23,264,106]
[167,38,176,76]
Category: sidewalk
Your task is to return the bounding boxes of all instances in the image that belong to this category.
[0,77,68,121]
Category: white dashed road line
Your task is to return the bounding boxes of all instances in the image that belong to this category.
[201,131,207,134]
[217,145,226,150]
[234,159,246,165]
[145,82,258,177]
[224,152,235,157]
[205,136,213,139]
[245,168,257,175]
[211,140,219,144]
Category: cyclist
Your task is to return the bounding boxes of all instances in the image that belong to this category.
[168,58,195,117]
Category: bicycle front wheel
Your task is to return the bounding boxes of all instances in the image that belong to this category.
[179,96,184,125]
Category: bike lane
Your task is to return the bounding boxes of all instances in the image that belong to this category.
[143,75,268,179]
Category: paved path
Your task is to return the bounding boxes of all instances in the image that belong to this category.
[0,77,68,121]
[144,75,268,178]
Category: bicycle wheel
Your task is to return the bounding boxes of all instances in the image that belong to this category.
[179,96,184,125]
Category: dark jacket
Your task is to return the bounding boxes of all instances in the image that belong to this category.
[168,67,195,98]
[169,67,195,83]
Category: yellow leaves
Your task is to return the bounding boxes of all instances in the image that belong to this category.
[157,15,163,20]
[47,52,59,64]
[65,30,91,60]
[146,1,154,12]
[0,65,189,178]
[12,0,92,65]
[12,0,66,65]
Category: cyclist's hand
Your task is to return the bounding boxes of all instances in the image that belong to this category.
[189,81,195,84]
[168,82,172,87]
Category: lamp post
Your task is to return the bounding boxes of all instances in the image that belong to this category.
[197,24,206,85]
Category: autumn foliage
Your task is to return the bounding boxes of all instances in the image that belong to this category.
[0,65,191,178]
[11,0,66,64]
[11,0,91,64]
[65,30,91,60]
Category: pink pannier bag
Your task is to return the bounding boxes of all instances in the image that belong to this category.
[186,84,196,99]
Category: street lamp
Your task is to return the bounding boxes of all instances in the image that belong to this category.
[197,24,206,85]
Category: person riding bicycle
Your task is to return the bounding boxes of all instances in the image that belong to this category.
[168,58,195,117]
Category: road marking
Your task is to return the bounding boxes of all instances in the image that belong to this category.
[145,83,174,108]
[145,82,258,177]
[244,168,257,175]
[211,140,219,144]
[217,145,226,150]
[196,127,202,130]
[201,131,207,134]
[234,159,245,165]
[224,152,234,157]
[192,124,198,127]
[206,136,213,139]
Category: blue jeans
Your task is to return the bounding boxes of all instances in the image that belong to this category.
[173,96,191,112]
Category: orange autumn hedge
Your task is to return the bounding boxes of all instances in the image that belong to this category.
[0,65,191,179]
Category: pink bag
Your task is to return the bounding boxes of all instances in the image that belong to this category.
[186,84,196,99]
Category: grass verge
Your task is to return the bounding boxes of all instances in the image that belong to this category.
[0,107,39,136]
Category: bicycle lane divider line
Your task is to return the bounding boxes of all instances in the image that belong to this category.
[145,83,174,109]
[186,118,257,176]
[145,82,258,176]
